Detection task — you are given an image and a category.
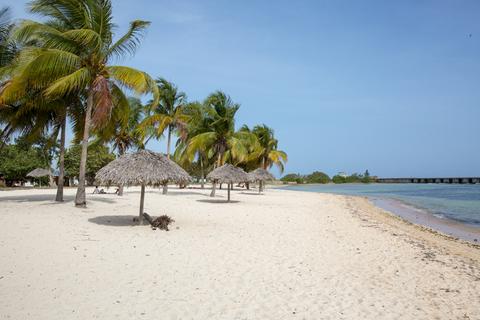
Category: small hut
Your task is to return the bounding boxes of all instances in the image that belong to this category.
[27,168,52,187]
[248,168,275,193]
[207,164,248,202]
[95,150,191,223]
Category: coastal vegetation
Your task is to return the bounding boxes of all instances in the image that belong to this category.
[281,170,374,184]
[0,0,287,204]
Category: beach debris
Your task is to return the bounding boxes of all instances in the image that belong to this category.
[151,215,175,231]
[142,212,174,231]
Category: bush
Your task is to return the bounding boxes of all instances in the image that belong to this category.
[305,171,330,184]
[280,173,304,184]
[332,175,347,184]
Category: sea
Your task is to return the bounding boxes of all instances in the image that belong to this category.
[281,183,480,242]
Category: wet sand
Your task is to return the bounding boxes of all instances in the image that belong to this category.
[373,197,480,243]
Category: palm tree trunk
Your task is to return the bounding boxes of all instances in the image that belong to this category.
[210,180,217,197]
[118,146,125,196]
[166,126,172,159]
[200,156,205,189]
[162,126,172,194]
[227,183,231,202]
[210,153,222,197]
[74,90,93,207]
[55,113,66,202]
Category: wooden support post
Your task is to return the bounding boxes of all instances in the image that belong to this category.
[139,184,145,222]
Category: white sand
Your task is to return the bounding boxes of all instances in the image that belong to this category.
[0,186,479,319]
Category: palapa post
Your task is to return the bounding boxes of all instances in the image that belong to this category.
[206,164,248,202]
[95,150,191,222]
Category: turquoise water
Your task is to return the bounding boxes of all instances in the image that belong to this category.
[281,183,480,227]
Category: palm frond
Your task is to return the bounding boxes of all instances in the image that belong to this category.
[108,20,150,59]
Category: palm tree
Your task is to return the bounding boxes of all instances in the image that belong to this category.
[251,124,287,172]
[141,78,189,158]
[95,97,145,195]
[140,78,189,193]
[174,101,212,189]
[1,0,158,207]
[185,91,256,196]
[239,124,287,192]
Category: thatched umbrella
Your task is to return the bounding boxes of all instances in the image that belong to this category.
[27,168,52,187]
[95,149,191,222]
[248,168,275,193]
[207,164,248,201]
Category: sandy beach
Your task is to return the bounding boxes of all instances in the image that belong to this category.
[0,186,479,319]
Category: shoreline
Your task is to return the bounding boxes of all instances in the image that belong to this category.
[278,183,480,245]
[372,197,480,244]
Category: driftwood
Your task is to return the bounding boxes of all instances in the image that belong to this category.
[143,212,174,231]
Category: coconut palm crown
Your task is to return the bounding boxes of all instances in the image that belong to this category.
[186,91,257,167]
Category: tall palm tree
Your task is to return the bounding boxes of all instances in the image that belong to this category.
[239,124,287,191]
[95,97,145,195]
[174,101,212,189]
[241,124,288,172]
[185,91,256,196]
[1,0,158,207]
[140,78,188,158]
[139,78,189,194]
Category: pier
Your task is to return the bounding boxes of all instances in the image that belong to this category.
[376,177,480,184]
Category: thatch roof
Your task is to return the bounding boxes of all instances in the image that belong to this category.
[207,164,248,183]
[27,168,52,177]
[95,149,191,186]
[248,168,275,182]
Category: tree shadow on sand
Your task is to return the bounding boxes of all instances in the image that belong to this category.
[0,194,74,202]
[88,215,141,227]
[0,194,117,204]
[196,199,240,204]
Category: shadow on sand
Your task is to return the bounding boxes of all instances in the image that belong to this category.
[240,192,263,196]
[126,190,208,197]
[0,194,117,204]
[88,215,141,227]
[196,199,240,204]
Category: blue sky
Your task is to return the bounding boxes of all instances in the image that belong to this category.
[7,0,480,178]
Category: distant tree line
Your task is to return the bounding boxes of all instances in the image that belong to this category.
[0,138,115,187]
[281,170,374,184]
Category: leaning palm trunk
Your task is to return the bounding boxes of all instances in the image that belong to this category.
[55,114,66,202]
[75,91,93,207]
